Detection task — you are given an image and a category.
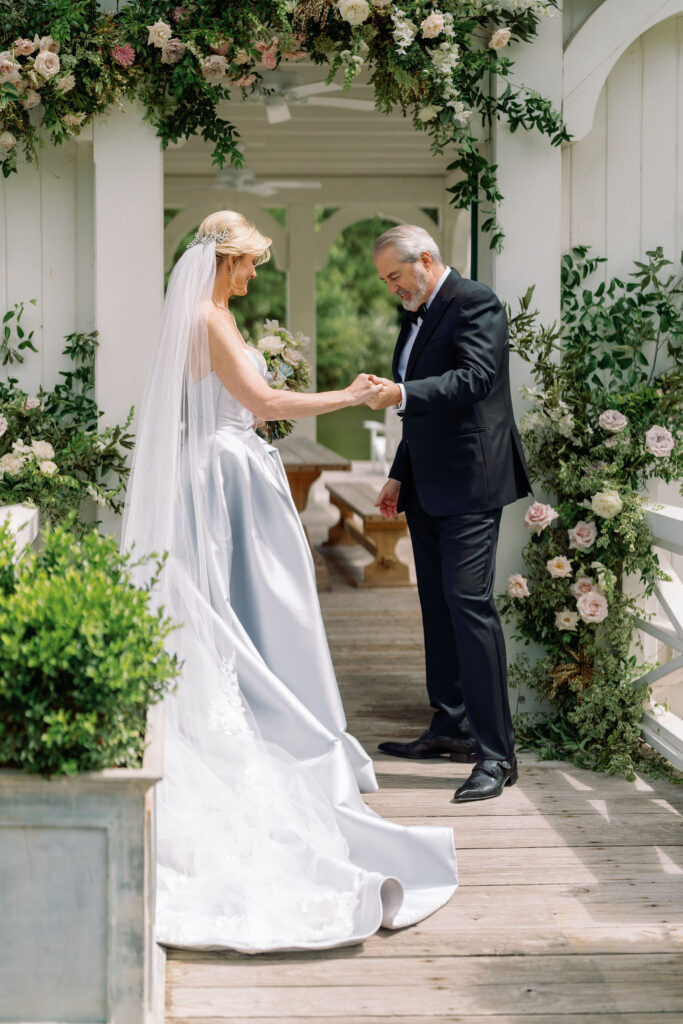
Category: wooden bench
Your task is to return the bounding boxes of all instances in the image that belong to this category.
[324,480,411,587]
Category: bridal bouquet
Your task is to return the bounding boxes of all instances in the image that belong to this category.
[253,319,312,443]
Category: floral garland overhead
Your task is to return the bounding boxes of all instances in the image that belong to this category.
[0,0,566,248]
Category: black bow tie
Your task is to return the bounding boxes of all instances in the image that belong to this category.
[404,303,428,325]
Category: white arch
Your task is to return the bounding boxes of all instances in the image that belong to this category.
[314,204,443,271]
[563,0,683,141]
[163,201,289,271]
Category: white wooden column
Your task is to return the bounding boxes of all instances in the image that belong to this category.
[287,203,317,440]
[488,16,564,709]
[93,102,164,535]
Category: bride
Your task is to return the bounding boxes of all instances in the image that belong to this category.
[122,210,457,952]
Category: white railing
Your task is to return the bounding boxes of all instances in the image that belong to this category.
[634,503,683,770]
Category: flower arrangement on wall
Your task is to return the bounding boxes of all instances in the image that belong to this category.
[0,0,566,248]
[500,247,683,779]
[0,302,134,531]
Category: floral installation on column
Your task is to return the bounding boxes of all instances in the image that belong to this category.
[500,246,683,780]
[0,0,566,248]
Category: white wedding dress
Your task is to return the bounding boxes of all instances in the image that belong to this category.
[122,241,457,953]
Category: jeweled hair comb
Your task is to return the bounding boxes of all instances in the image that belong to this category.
[188,227,231,248]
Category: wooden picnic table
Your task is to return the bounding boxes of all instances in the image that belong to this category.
[274,435,351,590]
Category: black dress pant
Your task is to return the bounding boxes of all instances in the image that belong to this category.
[405,503,515,761]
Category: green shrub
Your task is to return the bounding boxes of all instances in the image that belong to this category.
[0,520,180,776]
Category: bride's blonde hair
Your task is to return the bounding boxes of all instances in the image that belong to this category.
[196,210,272,267]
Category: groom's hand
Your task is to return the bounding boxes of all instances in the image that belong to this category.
[375,478,401,519]
[365,375,401,410]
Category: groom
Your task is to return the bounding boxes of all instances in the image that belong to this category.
[366,225,532,803]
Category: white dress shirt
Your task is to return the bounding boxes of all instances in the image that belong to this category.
[395,266,451,412]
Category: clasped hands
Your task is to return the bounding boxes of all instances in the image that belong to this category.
[364,374,401,411]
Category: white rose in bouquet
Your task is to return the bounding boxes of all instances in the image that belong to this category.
[506,573,530,598]
[568,520,597,551]
[258,335,286,355]
[34,50,60,78]
[338,0,371,26]
[555,607,579,632]
[421,12,445,38]
[546,556,572,579]
[21,89,41,109]
[0,414,7,436]
[598,409,627,434]
[524,501,557,534]
[571,575,597,599]
[147,20,173,47]
[489,28,512,50]
[283,347,304,366]
[577,590,609,624]
[31,439,55,460]
[591,490,623,519]
[39,460,58,476]
[39,36,60,54]
[645,425,674,458]
[0,452,25,475]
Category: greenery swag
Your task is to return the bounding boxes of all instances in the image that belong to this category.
[0,301,134,531]
[501,247,683,780]
[0,0,566,248]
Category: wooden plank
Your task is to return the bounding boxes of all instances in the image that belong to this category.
[171,1016,683,1024]
[274,437,351,472]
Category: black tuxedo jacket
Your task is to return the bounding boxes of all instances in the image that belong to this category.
[389,269,532,516]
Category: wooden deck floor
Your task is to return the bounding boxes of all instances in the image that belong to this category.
[166,493,683,1024]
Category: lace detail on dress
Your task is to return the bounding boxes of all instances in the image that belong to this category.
[207,654,251,737]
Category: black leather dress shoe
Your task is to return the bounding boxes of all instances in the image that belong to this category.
[451,755,518,802]
[378,731,477,764]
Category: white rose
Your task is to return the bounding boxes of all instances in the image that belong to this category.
[147,20,173,47]
[201,54,229,81]
[257,335,285,355]
[546,555,573,579]
[421,12,445,38]
[599,409,627,434]
[591,490,623,520]
[283,347,304,366]
[0,452,25,475]
[0,131,16,151]
[21,89,41,109]
[34,50,60,78]
[31,439,55,460]
[337,0,371,26]
[39,460,58,476]
[568,520,597,551]
[417,105,441,123]
[524,501,557,535]
[0,414,7,436]
[489,28,512,50]
[555,608,579,632]
[56,73,75,93]
[39,36,60,54]
[645,425,674,458]
[577,590,609,624]
[506,573,529,599]
[23,396,41,410]
[371,0,393,6]
[571,576,597,600]
[62,113,86,129]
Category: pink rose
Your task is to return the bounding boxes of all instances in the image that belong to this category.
[234,49,251,65]
[421,12,445,38]
[234,73,256,87]
[172,6,189,23]
[261,48,278,69]
[161,38,186,65]
[111,43,135,68]
[645,425,674,458]
[0,58,22,84]
[524,501,557,535]
[210,39,231,56]
[21,88,41,109]
[555,608,579,632]
[568,519,597,551]
[282,50,308,61]
[13,38,36,56]
[577,590,609,624]
[546,556,573,579]
[506,573,530,599]
[571,576,597,599]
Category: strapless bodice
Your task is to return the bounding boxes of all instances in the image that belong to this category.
[212,346,267,434]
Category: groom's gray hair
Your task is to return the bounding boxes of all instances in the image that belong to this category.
[372,224,443,266]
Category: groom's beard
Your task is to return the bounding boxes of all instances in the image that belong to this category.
[400,264,430,311]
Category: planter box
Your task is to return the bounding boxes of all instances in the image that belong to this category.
[0,703,165,1024]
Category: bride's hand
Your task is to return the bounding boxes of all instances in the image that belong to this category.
[345,373,383,407]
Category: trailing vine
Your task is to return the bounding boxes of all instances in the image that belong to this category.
[0,0,567,248]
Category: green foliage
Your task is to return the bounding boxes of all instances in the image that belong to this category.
[0,0,566,248]
[501,247,683,781]
[0,311,134,530]
[0,519,180,775]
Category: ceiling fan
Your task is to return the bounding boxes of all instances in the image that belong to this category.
[211,166,322,197]
[243,71,376,125]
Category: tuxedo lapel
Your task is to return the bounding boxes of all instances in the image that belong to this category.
[391,316,412,381]
[405,270,461,380]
